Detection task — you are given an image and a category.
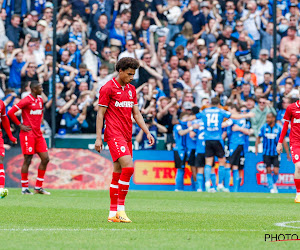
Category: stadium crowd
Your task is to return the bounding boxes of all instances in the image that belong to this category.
[0,0,299,151]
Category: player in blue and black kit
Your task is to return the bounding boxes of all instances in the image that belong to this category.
[255,113,291,193]
[225,105,252,192]
[193,97,254,192]
[173,112,198,191]
[194,118,205,191]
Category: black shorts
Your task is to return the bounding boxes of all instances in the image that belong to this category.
[229,145,244,166]
[187,149,196,166]
[195,153,205,168]
[263,155,280,168]
[205,140,225,158]
[238,155,245,170]
[174,150,187,168]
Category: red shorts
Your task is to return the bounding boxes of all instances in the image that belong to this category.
[107,138,132,162]
[290,145,300,164]
[19,134,48,155]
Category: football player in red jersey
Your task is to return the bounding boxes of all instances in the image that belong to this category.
[277,89,300,203]
[95,57,155,223]
[0,100,17,198]
[8,81,50,195]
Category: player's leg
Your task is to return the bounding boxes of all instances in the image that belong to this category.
[272,156,280,193]
[224,162,231,191]
[34,151,50,195]
[116,155,134,222]
[195,153,205,192]
[266,166,274,192]
[217,157,226,191]
[204,156,213,192]
[210,166,217,192]
[188,149,197,191]
[0,156,8,199]
[232,165,239,192]
[290,146,300,202]
[108,161,122,222]
[174,150,185,191]
[21,154,34,194]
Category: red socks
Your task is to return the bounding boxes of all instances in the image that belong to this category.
[295,178,300,193]
[118,167,134,206]
[0,164,5,188]
[35,169,46,189]
[110,172,121,211]
[21,173,29,188]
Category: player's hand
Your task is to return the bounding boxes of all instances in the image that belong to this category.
[276,143,283,155]
[19,124,31,132]
[9,136,17,144]
[95,138,103,153]
[287,153,291,161]
[232,125,240,132]
[147,133,155,146]
[255,147,258,156]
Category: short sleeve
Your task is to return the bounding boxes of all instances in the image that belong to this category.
[0,101,6,117]
[15,97,30,110]
[283,105,292,122]
[98,85,111,107]
[176,124,182,131]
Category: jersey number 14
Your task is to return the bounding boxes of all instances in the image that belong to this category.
[206,113,219,127]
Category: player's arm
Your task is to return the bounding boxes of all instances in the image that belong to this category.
[277,121,289,155]
[95,106,107,153]
[255,136,261,155]
[282,138,291,161]
[221,119,233,128]
[230,112,255,120]
[7,101,31,132]
[232,124,252,135]
[132,105,155,146]
[1,107,17,143]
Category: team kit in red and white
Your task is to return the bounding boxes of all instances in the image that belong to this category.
[98,77,138,216]
[0,100,17,193]
[8,94,48,190]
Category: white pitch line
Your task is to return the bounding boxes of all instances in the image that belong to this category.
[0,228,298,232]
[275,221,300,229]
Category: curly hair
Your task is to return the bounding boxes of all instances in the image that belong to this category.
[116,57,140,72]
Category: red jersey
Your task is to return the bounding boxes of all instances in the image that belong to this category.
[15,94,43,137]
[98,78,138,142]
[0,100,6,129]
[283,101,300,146]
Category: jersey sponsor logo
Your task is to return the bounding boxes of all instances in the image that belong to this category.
[114,101,134,108]
[117,92,121,94]
[293,118,300,123]
[264,133,278,139]
[30,110,43,115]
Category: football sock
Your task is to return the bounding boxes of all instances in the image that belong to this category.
[21,173,29,190]
[35,169,46,189]
[109,172,121,216]
[191,176,196,191]
[294,178,300,193]
[196,173,204,191]
[273,174,279,185]
[210,173,217,189]
[267,173,274,190]
[0,164,4,188]
[239,177,242,186]
[232,170,239,192]
[224,168,231,189]
[118,167,134,210]
[204,165,211,183]
[175,168,185,191]
[218,165,225,185]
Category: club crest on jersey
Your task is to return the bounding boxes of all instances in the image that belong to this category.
[120,146,126,153]
[30,110,43,115]
[128,90,132,97]
[115,101,134,108]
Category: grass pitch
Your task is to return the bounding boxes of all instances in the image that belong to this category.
[0,189,299,249]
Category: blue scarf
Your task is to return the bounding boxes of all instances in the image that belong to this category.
[69,29,83,47]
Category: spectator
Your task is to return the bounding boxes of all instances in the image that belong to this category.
[250,97,277,137]
[6,14,21,48]
[279,26,300,60]
[65,104,88,133]
[251,49,273,85]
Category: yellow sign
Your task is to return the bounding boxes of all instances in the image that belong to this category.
[133,160,192,185]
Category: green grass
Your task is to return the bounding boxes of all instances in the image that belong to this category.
[0,189,300,249]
